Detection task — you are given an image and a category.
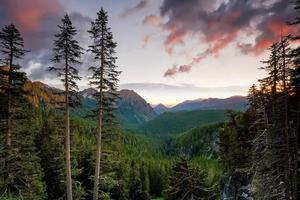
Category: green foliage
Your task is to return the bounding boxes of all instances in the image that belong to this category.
[170,123,223,158]
[0,24,46,199]
[163,157,213,200]
[49,13,83,97]
[0,197,21,200]
[137,110,228,137]
[218,111,254,172]
[121,132,165,158]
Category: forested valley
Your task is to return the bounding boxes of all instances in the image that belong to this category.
[0,1,300,200]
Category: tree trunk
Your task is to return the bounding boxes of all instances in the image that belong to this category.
[5,41,13,191]
[65,56,73,200]
[93,23,105,200]
[93,98,103,200]
[281,37,291,199]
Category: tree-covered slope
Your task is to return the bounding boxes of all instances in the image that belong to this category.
[24,83,157,129]
[77,88,157,129]
[169,123,223,158]
[136,110,228,137]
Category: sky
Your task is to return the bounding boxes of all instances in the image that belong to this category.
[0,0,298,105]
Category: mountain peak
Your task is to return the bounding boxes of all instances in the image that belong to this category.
[79,88,97,99]
[154,103,169,115]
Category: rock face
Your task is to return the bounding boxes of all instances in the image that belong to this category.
[220,169,253,200]
[117,89,157,127]
[78,88,157,128]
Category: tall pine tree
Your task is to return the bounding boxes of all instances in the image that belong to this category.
[49,14,83,200]
[88,8,121,200]
[163,157,212,200]
[0,24,46,199]
[289,2,300,197]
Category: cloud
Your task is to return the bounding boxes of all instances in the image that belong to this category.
[163,65,178,77]
[143,14,162,26]
[178,65,192,73]
[164,49,211,77]
[121,0,150,18]
[163,64,193,77]
[0,0,92,81]
[144,0,298,76]
[142,34,151,48]
[0,0,64,50]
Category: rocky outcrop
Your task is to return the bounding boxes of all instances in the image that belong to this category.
[220,169,253,200]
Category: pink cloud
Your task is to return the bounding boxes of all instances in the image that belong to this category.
[142,34,151,48]
[6,0,61,32]
[143,15,162,26]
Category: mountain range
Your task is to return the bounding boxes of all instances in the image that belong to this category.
[153,96,248,114]
[24,81,247,130]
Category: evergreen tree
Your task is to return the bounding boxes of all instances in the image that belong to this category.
[260,43,280,96]
[35,109,66,200]
[0,24,45,199]
[163,157,211,200]
[128,160,150,200]
[49,14,83,200]
[250,37,296,199]
[88,8,121,200]
[289,2,300,197]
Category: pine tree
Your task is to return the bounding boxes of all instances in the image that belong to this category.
[35,108,66,200]
[0,24,27,182]
[0,24,45,199]
[128,160,150,200]
[88,8,121,200]
[289,2,300,197]
[163,157,212,200]
[251,38,296,199]
[260,43,280,96]
[49,14,83,200]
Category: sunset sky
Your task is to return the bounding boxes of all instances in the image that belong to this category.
[0,0,297,105]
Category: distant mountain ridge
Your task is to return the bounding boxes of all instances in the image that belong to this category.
[172,95,247,111]
[24,81,246,131]
[153,96,248,114]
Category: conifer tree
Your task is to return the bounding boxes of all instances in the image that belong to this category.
[49,14,83,200]
[0,24,46,199]
[163,157,211,200]
[88,8,121,200]
[0,24,27,174]
[289,1,300,197]
[251,38,295,199]
[260,43,280,96]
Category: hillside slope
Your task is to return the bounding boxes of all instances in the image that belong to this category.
[169,123,223,157]
[136,110,228,137]
[77,88,157,128]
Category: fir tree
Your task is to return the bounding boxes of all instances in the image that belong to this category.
[49,14,83,200]
[289,2,300,197]
[88,8,121,200]
[163,157,211,200]
[0,24,27,181]
[0,24,45,199]
[260,43,280,97]
[250,38,296,199]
